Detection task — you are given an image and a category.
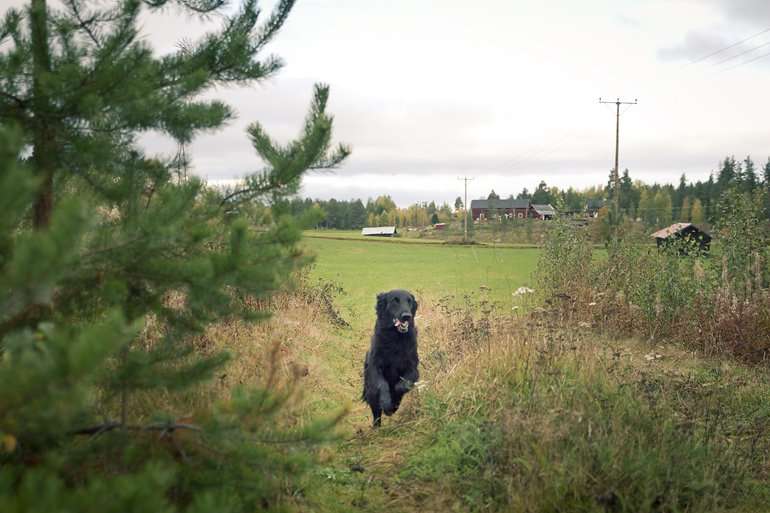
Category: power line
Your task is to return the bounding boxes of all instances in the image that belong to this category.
[507,130,575,172]
[712,39,770,66]
[722,48,770,71]
[687,26,770,65]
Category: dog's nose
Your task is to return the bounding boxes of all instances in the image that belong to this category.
[400,312,412,322]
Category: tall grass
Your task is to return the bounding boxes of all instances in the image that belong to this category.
[536,197,770,361]
[131,257,770,512]
[397,298,770,512]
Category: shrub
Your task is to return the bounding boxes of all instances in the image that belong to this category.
[538,191,770,360]
[534,219,593,300]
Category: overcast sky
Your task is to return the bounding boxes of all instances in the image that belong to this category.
[82,1,770,204]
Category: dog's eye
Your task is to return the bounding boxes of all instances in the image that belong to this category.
[393,297,400,303]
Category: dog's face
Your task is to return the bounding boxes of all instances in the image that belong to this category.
[376,289,418,334]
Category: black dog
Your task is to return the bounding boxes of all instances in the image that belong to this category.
[362,289,419,427]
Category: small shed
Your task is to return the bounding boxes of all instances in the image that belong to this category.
[531,204,557,220]
[651,223,711,253]
[361,226,398,237]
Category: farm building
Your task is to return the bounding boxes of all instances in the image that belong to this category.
[470,198,531,221]
[651,223,711,252]
[361,226,398,237]
[530,204,557,220]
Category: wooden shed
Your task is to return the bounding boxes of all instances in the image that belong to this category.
[361,226,398,237]
[651,223,711,253]
[530,204,557,220]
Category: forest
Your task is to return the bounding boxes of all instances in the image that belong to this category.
[271,155,770,230]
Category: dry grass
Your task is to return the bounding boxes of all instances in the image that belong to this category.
[362,302,770,512]
[126,278,770,512]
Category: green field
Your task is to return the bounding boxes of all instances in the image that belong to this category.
[303,236,539,326]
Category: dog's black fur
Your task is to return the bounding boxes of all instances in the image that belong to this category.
[362,289,419,427]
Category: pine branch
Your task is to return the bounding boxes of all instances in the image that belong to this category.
[64,0,101,47]
[177,0,226,14]
[0,303,52,339]
[142,0,225,14]
[70,421,203,436]
[253,0,295,52]
[0,90,26,107]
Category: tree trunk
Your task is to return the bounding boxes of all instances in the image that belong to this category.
[30,0,55,229]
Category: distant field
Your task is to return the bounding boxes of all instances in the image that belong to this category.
[302,236,539,327]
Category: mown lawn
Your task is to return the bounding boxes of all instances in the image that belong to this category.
[302,237,539,327]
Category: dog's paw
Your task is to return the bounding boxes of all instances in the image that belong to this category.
[395,378,412,394]
[383,405,397,416]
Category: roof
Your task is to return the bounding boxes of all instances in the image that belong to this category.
[361,226,397,236]
[470,198,530,209]
[650,223,710,239]
[531,204,556,216]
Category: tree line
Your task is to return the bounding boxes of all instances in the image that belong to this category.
[282,155,770,231]
[274,195,455,229]
[517,155,770,227]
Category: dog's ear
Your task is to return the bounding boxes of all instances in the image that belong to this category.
[410,293,418,315]
[376,292,388,318]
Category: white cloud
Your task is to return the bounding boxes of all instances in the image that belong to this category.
[5,0,770,205]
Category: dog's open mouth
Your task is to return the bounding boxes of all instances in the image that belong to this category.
[393,318,409,333]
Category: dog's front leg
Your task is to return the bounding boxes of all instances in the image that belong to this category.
[373,369,394,416]
[395,367,419,395]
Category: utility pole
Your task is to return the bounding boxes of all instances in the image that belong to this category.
[458,176,474,242]
[598,97,637,219]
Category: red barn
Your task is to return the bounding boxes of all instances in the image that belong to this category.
[470,198,531,221]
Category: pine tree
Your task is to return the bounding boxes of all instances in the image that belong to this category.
[619,169,637,217]
[717,156,737,195]
[0,0,348,510]
[763,158,770,219]
[705,173,716,221]
[350,199,367,229]
[675,173,687,213]
[743,156,758,193]
[532,181,551,204]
